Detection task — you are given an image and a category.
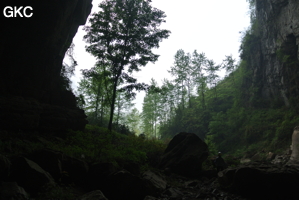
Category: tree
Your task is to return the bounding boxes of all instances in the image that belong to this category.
[191,50,208,109]
[168,49,191,110]
[222,55,237,85]
[141,78,161,138]
[78,68,112,126]
[114,91,135,125]
[160,78,176,123]
[84,0,170,131]
[205,59,220,98]
[126,108,142,135]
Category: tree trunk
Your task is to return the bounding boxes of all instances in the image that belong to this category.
[100,95,103,126]
[95,85,101,121]
[108,78,119,131]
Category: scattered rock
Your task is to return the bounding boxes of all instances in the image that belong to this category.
[144,196,158,200]
[201,169,218,179]
[266,152,276,161]
[250,152,264,162]
[0,154,11,180]
[142,170,167,196]
[184,180,199,188]
[272,154,290,165]
[29,148,63,181]
[87,162,117,190]
[105,170,146,200]
[62,155,89,186]
[78,190,108,200]
[123,161,140,175]
[163,187,183,199]
[0,182,29,200]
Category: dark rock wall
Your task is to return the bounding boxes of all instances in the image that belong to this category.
[251,0,299,106]
[0,0,92,133]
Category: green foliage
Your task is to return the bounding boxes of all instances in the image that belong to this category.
[0,124,166,172]
[84,0,170,130]
[276,46,298,66]
[54,125,167,168]
[125,108,142,135]
[142,78,162,138]
[204,134,217,156]
[157,38,298,157]
[0,131,44,156]
[239,28,260,61]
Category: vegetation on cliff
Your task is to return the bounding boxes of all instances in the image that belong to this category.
[144,0,299,155]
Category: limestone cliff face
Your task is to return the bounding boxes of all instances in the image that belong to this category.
[251,0,299,106]
[0,0,92,133]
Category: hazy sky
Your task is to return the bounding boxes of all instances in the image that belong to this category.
[70,0,251,111]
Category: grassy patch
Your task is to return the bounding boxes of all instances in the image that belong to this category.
[0,125,167,171]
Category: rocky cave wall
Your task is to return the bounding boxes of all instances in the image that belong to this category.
[0,0,92,134]
[252,0,299,107]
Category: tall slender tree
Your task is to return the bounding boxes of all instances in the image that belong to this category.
[205,59,220,98]
[222,55,237,85]
[84,0,170,131]
[126,108,141,135]
[78,68,112,126]
[141,78,161,138]
[191,50,208,109]
[168,49,190,110]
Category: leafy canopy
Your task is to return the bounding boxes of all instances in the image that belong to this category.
[83,0,170,130]
[84,0,170,89]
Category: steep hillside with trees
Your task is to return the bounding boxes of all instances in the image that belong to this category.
[140,0,299,155]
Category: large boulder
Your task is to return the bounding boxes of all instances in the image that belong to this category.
[9,156,55,195]
[218,164,299,199]
[159,132,209,177]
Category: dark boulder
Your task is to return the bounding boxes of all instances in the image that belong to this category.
[144,196,158,200]
[162,187,184,199]
[62,155,89,186]
[104,170,146,200]
[142,170,167,197]
[0,154,11,181]
[28,148,63,181]
[0,182,29,200]
[87,162,117,190]
[9,156,55,195]
[159,132,209,177]
[78,190,108,200]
